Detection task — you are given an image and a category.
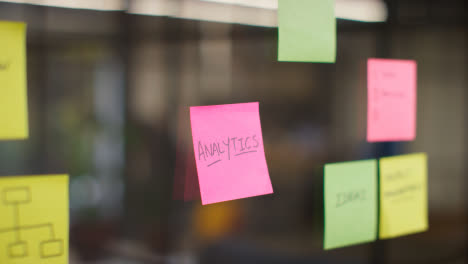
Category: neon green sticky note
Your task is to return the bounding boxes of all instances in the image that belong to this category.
[278,0,336,63]
[379,153,428,239]
[324,160,377,250]
[0,175,69,264]
[0,21,29,140]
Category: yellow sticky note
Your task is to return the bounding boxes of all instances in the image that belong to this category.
[0,175,69,264]
[379,153,428,239]
[0,21,29,140]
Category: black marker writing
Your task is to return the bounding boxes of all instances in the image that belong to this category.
[199,141,228,161]
[245,137,251,149]
[384,184,420,198]
[238,138,245,151]
[198,134,261,167]
[222,139,230,160]
[231,137,237,152]
[381,71,396,79]
[217,143,225,154]
[204,145,213,157]
[212,143,220,156]
[336,189,366,208]
[381,90,405,98]
[385,168,412,181]
[253,135,259,148]
[207,160,222,167]
[235,150,257,156]
[198,141,206,161]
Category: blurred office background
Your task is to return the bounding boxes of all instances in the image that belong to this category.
[0,0,466,263]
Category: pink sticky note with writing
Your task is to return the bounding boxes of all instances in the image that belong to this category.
[190,102,273,205]
[367,58,417,142]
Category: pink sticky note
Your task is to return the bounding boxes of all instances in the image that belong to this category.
[367,58,417,142]
[190,102,273,205]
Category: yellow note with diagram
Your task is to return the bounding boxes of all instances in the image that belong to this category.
[379,153,428,239]
[0,175,69,264]
[0,21,28,140]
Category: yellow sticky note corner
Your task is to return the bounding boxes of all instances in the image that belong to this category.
[379,153,428,239]
[0,21,29,140]
[0,175,69,264]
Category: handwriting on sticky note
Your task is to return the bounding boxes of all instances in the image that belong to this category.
[384,185,420,203]
[278,0,336,63]
[0,175,69,264]
[379,153,428,239]
[190,102,273,205]
[324,160,377,250]
[336,189,366,208]
[0,21,29,140]
[382,167,420,202]
[197,135,260,167]
[367,58,417,142]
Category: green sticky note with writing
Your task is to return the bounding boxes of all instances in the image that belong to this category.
[278,0,336,63]
[324,159,377,250]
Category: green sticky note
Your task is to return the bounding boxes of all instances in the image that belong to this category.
[278,0,336,63]
[324,159,377,250]
[379,153,428,239]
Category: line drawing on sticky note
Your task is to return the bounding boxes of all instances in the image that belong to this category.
[0,186,64,259]
[207,159,222,167]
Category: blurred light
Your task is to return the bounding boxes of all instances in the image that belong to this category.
[130,0,387,27]
[0,0,387,25]
[201,0,277,10]
[202,0,388,23]
[335,0,387,22]
[129,0,278,27]
[0,0,124,11]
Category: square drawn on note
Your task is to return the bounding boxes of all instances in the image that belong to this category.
[190,102,273,205]
[379,153,428,239]
[0,175,69,264]
[324,160,377,250]
[367,58,417,142]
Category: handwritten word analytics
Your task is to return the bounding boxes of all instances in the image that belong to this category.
[197,135,260,167]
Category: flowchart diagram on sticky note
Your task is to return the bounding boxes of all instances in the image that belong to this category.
[324,159,377,249]
[278,0,336,63]
[0,175,69,264]
[379,153,428,239]
[190,102,273,205]
[0,21,29,140]
[367,58,417,142]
